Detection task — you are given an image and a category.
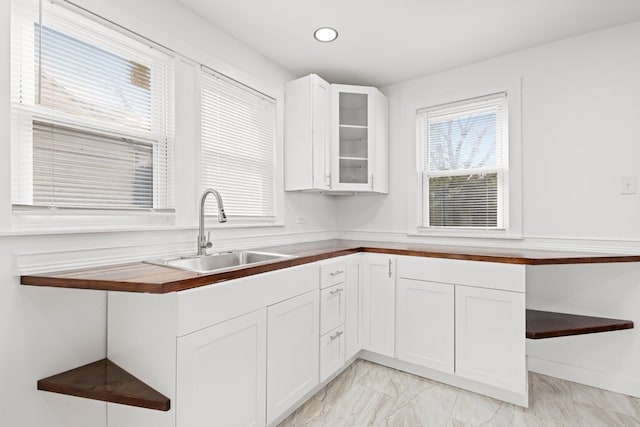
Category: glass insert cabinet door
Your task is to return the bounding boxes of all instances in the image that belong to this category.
[331,85,376,191]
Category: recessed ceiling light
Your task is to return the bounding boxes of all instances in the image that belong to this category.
[314,27,338,43]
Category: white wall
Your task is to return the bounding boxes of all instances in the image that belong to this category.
[337,20,640,253]
[0,0,335,426]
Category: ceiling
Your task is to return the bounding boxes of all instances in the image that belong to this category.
[177,0,640,87]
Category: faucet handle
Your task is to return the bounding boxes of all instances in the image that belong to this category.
[205,231,213,249]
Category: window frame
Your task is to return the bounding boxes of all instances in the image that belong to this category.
[418,92,508,230]
[10,0,176,229]
[406,78,522,240]
[198,66,280,225]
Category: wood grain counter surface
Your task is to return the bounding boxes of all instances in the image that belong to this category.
[20,239,640,294]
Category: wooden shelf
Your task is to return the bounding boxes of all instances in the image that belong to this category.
[37,358,170,411]
[526,309,634,339]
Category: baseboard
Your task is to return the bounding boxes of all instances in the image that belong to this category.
[528,356,640,398]
[359,351,529,407]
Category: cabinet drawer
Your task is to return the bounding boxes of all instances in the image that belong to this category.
[320,259,346,288]
[320,325,346,382]
[320,283,346,335]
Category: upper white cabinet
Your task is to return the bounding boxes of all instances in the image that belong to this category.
[284,75,388,193]
[284,74,331,191]
[331,84,389,193]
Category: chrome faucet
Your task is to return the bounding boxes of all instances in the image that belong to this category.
[197,188,227,256]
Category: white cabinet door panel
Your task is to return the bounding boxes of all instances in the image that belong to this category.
[362,255,395,357]
[396,278,454,373]
[320,325,346,382]
[455,285,526,393]
[330,84,389,193]
[267,290,319,424]
[345,255,363,359]
[177,308,267,427]
[284,74,330,191]
[320,283,346,335]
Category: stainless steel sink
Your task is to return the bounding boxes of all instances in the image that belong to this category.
[146,250,293,274]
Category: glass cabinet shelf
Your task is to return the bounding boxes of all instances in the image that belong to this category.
[339,156,368,161]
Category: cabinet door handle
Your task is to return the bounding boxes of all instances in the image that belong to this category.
[330,331,344,340]
[329,270,344,276]
[330,287,344,295]
[388,259,392,278]
[371,174,374,190]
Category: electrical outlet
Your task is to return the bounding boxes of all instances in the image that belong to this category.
[621,176,637,195]
[296,216,305,224]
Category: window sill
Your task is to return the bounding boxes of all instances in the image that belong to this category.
[204,221,285,229]
[0,224,193,237]
[408,227,523,240]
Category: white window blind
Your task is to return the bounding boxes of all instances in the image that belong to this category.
[418,93,508,229]
[11,0,175,210]
[200,67,276,220]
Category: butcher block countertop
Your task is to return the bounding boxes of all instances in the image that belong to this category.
[20,239,640,294]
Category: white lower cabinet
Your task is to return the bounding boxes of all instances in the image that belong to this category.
[266,290,320,425]
[395,256,527,398]
[396,278,454,373]
[319,324,346,382]
[455,285,526,393]
[345,255,363,359]
[176,308,267,427]
[362,254,395,357]
[108,254,528,427]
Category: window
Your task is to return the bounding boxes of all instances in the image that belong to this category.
[200,67,276,221]
[11,0,174,211]
[417,93,508,229]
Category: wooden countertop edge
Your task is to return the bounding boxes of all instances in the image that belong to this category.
[20,243,640,294]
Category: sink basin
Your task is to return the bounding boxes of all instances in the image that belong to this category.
[146,250,294,274]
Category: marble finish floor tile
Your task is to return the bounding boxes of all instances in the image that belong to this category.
[278,361,640,427]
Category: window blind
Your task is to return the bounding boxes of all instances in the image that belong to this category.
[200,67,276,220]
[11,0,175,210]
[418,93,507,229]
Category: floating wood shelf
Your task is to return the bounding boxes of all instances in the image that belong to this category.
[37,358,170,411]
[526,309,634,339]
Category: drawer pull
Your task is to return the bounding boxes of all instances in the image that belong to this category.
[329,270,344,276]
[330,331,343,340]
[330,288,344,295]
